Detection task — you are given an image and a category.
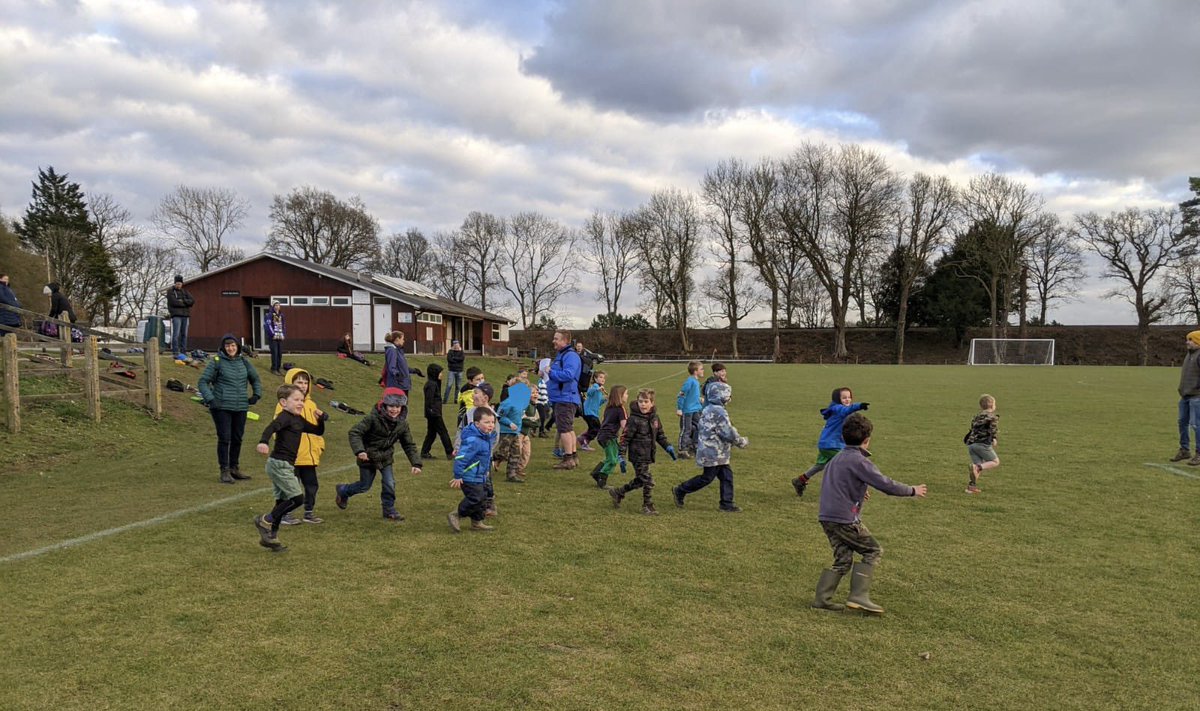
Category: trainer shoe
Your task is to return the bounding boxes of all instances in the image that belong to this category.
[672,486,685,508]
[303,512,323,524]
[255,516,279,549]
[608,486,624,508]
[791,477,807,497]
[470,520,494,531]
[965,485,982,494]
[280,512,302,526]
[484,504,498,518]
[1170,448,1190,462]
[719,505,743,513]
[641,504,659,516]
[447,511,461,533]
[552,448,564,459]
[579,442,594,452]
[1189,454,1200,467]
[334,486,348,510]
[382,510,405,521]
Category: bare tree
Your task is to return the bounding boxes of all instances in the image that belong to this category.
[787,268,831,328]
[702,159,760,357]
[111,239,181,325]
[267,186,380,269]
[88,192,142,325]
[1165,257,1200,324]
[376,228,436,281]
[579,209,637,317]
[732,158,789,361]
[152,186,248,272]
[430,230,472,303]
[497,211,579,328]
[211,245,246,269]
[628,188,702,351]
[776,143,901,359]
[1025,213,1084,325]
[457,211,505,311]
[958,173,1045,338]
[1075,207,1194,365]
[891,174,959,362]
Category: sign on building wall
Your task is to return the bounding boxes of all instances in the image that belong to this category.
[398,312,413,323]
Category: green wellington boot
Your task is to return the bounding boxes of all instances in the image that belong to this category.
[811,569,845,611]
[845,562,884,615]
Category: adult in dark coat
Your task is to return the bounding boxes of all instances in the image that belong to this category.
[443,339,466,402]
[0,274,21,333]
[574,341,603,396]
[44,282,76,323]
[166,274,194,356]
[197,334,263,484]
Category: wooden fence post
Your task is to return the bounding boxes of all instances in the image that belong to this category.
[144,338,162,419]
[3,333,20,433]
[59,318,71,368]
[84,335,101,422]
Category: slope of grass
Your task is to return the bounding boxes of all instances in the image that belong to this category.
[1,357,1196,709]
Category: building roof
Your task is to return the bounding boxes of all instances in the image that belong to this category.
[183,252,512,323]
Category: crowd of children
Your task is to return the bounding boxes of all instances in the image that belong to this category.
[248,329,1014,615]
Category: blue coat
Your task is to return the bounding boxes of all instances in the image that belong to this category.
[816,402,868,450]
[547,346,581,405]
[583,383,606,418]
[383,343,412,392]
[676,376,702,414]
[454,423,494,483]
[0,283,20,327]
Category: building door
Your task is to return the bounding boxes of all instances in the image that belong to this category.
[352,290,371,351]
[373,297,392,350]
[250,300,270,351]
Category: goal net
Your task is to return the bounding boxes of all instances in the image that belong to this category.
[968,338,1055,366]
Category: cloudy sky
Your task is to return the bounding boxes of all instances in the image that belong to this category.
[1,0,1196,327]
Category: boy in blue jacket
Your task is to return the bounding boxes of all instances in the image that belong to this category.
[792,387,868,498]
[448,407,498,532]
[675,361,704,459]
[579,370,607,451]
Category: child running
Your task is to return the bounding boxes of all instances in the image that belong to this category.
[588,385,628,489]
[963,394,1000,494]
[811,413,926,615]
[675,361,704,459]
[672,382,748,512]
[334,388,423,521]
[420,363,455,460]
[496,379,532,483]
[272,368,327,524]
[792,387,869,498]
[448,407,498,532]
[254,384,327,551]
[609,388,675,515]
[579,370,607,451]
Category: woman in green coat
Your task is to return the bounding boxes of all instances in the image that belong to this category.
[198,333,263,484]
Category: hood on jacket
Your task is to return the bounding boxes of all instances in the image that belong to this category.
[283,367,313,398]
[427,363,443,381]
[700,384,729,405]
[43,282,60,295]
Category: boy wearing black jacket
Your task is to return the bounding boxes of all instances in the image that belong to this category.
[421,363,454,459]
[255,384,327,551]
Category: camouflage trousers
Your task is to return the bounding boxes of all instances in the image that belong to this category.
[618,462,654,506]
[495,434,530,479]
[820,520,882,575]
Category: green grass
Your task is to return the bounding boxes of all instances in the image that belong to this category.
[1,356,1197,709]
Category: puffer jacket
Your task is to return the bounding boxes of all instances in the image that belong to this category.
[694,402,748,467]
[166,287,194,318]
[0,282,21,327]
[454,422,494,484]
[348,402,421,470]
[197,341,262,411]
[446,348,465,373]
[272,367,325,466]
[623,405,671,465]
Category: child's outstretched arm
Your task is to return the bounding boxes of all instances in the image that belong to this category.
[256,419,283,455]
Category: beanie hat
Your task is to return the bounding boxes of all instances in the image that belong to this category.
[173,274,184,284]
[380,386,407,408]
[1188,331,1200,347]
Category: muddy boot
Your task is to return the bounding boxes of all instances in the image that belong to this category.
[608,486,624,509]
[552,454,573,470]
[791,476,807,497]
[590,462,607,488]
[220,467,235,485]
[845,562,884,615]
[811,569,845,611]
[1170,448,1190,462]
[229,467,251,481]
[641,504,659,516]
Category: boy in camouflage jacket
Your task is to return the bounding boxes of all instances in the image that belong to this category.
[673,382,748,512]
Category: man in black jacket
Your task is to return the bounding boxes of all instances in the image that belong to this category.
[166,275,194,356]
[443,339,466,402]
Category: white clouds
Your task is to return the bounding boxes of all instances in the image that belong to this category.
[0,0,1191,328]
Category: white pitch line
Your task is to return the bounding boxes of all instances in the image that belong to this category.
[1143,462,1200,480]
[1,463,359,565]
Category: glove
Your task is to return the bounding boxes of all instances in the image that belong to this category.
[248,395,260,405]
[666,445,677,461]
[411,367,425,377]
[619,457,627,475]
[860,402,870,410]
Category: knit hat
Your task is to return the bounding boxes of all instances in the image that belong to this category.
[173,274,183,284]
[1188,331,1200,347]
[381,386,407,408]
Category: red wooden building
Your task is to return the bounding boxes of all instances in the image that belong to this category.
[180,253,512,355]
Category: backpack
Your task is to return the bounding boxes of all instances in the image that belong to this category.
[166,378,186,392]
[315,377,335,390]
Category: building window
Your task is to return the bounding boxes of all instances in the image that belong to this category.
[291,296,310,306]
[331,296,351,306]
[417,312,443,324]
[309,296,330,306]
[271,296,289,305]
[491,322,509,341]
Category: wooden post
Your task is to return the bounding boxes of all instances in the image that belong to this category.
[144,338,162,419]
[84,335,101,422]
[59,317,71,368]
[3,333,20,433]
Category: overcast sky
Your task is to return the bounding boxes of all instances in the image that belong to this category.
[2,0,1196,327]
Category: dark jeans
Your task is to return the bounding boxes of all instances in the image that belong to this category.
[422,415,453,457]
[295,465,319,512]
[269,338,283,372]
[458,481,489,522]
[820,520,882,575]
[210,409,247,470]
[343,464,397,511]
[170,316,189,354]
[677,464,735,509]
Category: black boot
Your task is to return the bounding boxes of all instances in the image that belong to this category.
[811,569,845,611]
[220,467,235,484]
[590,462,607,488]
[229,466,250,481]
[845,562,884,615]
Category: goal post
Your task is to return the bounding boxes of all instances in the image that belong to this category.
[968,338,1055,366]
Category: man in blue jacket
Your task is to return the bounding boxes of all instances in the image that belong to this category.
[0,274,21,334]
[548,329,582,470]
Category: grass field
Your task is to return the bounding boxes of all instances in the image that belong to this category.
[1,355,1197,710]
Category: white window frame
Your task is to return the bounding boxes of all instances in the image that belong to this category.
[309,296,330,306]
[491,322,509,341]
[331,296,351,307]
[271,296,289,305]
[291,296,311,306]
[417,312,443,324]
